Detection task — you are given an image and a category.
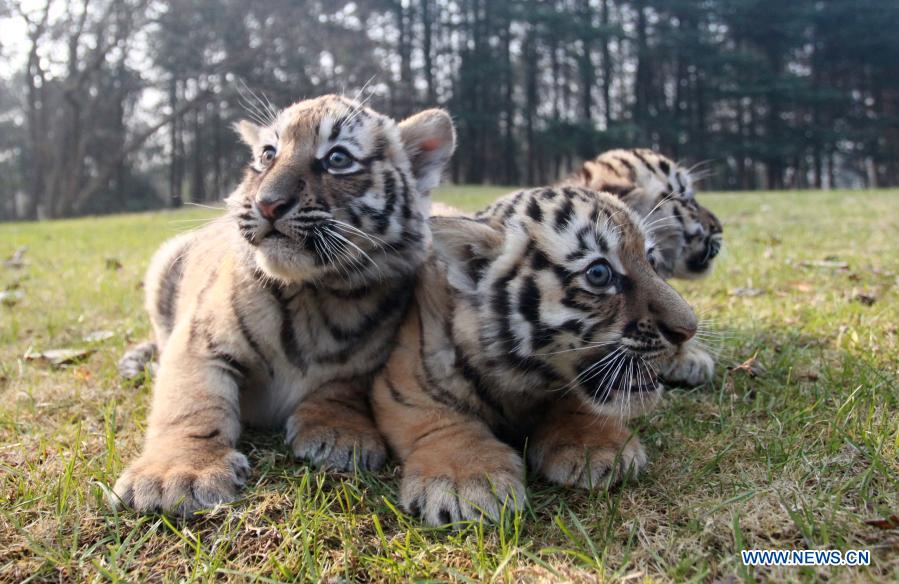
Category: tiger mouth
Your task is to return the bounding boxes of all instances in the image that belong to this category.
[263,231,289,241]
[686,238,721,272]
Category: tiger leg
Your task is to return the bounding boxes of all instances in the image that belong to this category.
[659,338,715,387]
[372,378,526,527]
[286,380,387,471]
[112,332,248,515]
[528,396,647,489]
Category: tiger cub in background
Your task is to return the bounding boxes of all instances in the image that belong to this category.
[567,149,722,280]
[112,95,455,515]
[560,148,723,386]
[372,187,699,526]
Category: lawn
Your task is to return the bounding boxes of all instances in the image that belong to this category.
[0,186,897,582]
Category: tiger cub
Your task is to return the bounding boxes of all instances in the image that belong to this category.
[112,95,455,515]
[566,148,723,279]
[372,186,698,526]
[560,148,723,386]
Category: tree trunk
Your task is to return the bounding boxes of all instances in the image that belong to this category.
[169,78,183,208]
[578,0,594,158]
[600,0,613,128]
[421,0,436,104]
[524,13,538,186]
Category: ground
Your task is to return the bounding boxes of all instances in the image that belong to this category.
[0,187,897,583]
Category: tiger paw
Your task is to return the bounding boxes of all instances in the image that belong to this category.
[660,342,715,387]
[400,442,526,527]
[530,420,647,489]
[111,448,250,516]
[286,411,387,471]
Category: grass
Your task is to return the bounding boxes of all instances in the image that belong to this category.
[0,186,897,582]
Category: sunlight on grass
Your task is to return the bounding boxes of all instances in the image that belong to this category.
[0,187,897,581]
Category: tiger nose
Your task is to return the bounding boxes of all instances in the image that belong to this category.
[658,321,697,345]
[256,194,297,222]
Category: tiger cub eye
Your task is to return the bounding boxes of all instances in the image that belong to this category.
[586,261,613,288]
[260,146,276,165]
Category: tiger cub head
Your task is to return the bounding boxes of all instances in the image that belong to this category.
[570,148,723,280]
[436,187,698,418]
[229,95,455,287]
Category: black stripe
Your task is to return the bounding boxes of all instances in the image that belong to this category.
[360,135,387,164]
[602,184,634,198]
[596,159,618,176]
[210,349,251,379]
[231,282,274,377]
[632,149,657,174]
[411,423,459,448]
[269,285,308,372]
[157,249,187,335]
[617,156,637,178]
[526,197,543,222]
[315,282,413,364]
[376,170,398,234]
[323,396,368,415]
[456,347,507,415]
[399,173,413,220]
[202,323,251,381]
[562,288,596,312]
[559,318,584,335]
[387,379,414,407]
[165,402,237,428]
[329,116,345,141]
[538,188,558,200]
[188,266,220,343]
[319,282,409,343]
[553,197,574,232]
[418,347,480,417]
[672,203,686,225]
[583,312,618,339]
[324,284,373,300]
[532,248,551,270]
[518,276,552,349]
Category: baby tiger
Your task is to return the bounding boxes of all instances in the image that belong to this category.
[559,148,723,385]
[566,148,722,280]
[112,95,455,515]
[372,186,698,526]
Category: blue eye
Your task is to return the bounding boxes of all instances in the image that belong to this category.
[326,148,353,170]
[260,146,276,165]
[585,261,613,288]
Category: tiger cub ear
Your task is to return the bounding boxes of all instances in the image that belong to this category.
[430,216,503,293]
[233,120,262,149]
[399,109,456,195]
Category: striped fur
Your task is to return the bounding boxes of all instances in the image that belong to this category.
[564,148,723,280]
[562,148,723,387]
[372,187,698,526]
[112,95,456,516]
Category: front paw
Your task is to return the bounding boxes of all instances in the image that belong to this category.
[111,448,250,516]
[660,343,715,387]
[400,444,526,527]
[530,425,647,489]
[286,413,387,471]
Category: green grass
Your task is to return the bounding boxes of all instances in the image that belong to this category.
[1,186,897,582]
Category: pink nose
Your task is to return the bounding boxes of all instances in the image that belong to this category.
[256,196,296,221]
